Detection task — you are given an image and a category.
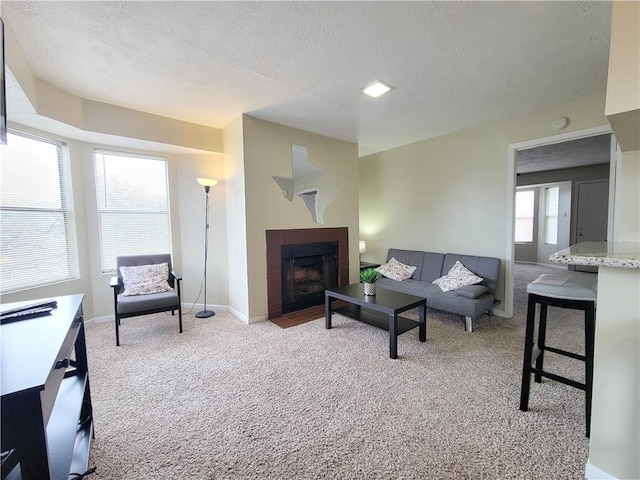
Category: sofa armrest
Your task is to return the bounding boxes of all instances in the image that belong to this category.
[171,270,182,282]
[110,276,120,290]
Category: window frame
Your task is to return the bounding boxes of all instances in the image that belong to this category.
[514,188,536,244]
[1,129,76,293]
[93,149,173,273]
[543,185,560,245]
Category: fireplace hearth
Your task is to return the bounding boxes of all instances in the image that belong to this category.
[281,242,338,314]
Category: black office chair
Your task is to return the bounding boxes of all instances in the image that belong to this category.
[110,254,183,346]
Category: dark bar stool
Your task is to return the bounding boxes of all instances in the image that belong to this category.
[519,272,597,437]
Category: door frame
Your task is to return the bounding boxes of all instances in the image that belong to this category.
[504,125,613,317]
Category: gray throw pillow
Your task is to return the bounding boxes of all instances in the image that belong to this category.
[455,285,489,299]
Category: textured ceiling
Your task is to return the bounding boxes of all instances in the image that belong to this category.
[2,1,612,156]
[516,134,612,174]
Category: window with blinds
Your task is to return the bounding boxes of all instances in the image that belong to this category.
[94,151,171,272]
[514,189,535,243]
[0,131,74,292]
[544,186,560,245]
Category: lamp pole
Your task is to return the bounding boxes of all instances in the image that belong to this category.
[196,178,217,318]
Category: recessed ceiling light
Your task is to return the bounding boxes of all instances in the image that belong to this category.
[362,80,393,98]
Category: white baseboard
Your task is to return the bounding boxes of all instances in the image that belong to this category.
[85,314,113,326]
[585,460,618,480]
[229,306,249,323]
[249,314,268,324]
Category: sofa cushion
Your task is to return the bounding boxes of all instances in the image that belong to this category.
[419,252,446,282]
[429,290,495,319]
[377,278,442,297]
[119,263,173,296]
[386,249,424,279]
[433,261,483,292]
[455,285,489,299]
[376,257,417,281]
[442,254,501,294]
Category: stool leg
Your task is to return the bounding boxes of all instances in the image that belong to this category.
[535,303,548,383]
[584,302,596,438]
[520,294,537,412]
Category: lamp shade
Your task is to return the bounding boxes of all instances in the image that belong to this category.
[197,177,218,187]
[359,240,367,254]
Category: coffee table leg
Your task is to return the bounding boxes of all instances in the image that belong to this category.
[419,302,426,342]
[325,294,332,329]
[389,314,398,359]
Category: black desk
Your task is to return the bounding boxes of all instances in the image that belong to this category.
[1,295,93,480]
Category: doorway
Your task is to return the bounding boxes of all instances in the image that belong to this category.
[504,126,616,317]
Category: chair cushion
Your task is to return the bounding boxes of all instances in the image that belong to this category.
[117,290,180,314]
[527,273,597,301]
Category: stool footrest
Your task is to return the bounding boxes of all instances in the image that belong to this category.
[543,345,586,362]
[530,368,587,391]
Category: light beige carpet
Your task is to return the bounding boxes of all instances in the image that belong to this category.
[85,263,590,479]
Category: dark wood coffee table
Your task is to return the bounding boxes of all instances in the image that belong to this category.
[324,284,426,359]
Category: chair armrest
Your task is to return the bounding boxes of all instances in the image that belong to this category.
[110,276,121,290]
[171,271,182,282]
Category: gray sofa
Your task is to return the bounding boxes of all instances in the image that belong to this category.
[376,248,501,332]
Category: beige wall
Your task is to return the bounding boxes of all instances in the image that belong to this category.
[587,3,640,479]
[176,153,228,311]
[222,116,250,320]
[359,91,608,315]
[605,1,640,152]
[589,266,640,479]
[242,115,359,321]
[612,150,640,242]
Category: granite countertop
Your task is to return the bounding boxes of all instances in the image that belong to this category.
[549,241,640,268]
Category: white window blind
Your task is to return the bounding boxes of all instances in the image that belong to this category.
[94,151,171,272]
[0,131,74,292]
[544,186,559,245]
[514,190,535,243]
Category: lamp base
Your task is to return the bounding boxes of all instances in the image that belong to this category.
[195,310,215,318]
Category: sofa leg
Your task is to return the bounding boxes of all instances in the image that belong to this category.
[465,316,473,333]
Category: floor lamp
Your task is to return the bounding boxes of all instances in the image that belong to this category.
[196,177,218,318]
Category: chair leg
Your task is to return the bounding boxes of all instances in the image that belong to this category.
[520,294,537,412]
[585,303,595,438]
[115,314,120,346]
[465,316,473,332]
[178,304,183,333]
[534,303,548,383]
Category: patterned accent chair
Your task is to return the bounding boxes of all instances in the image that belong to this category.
[110,254,183,346]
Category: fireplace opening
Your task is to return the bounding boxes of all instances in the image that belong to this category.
[282,241,338,314]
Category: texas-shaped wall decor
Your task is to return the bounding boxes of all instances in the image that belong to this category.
[272,144,337,224]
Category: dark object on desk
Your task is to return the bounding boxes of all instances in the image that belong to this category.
[0,307,53,324]
[0,299,57,316]
[0,299,57,324]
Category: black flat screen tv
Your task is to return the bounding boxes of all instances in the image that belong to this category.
[1,18,6,145]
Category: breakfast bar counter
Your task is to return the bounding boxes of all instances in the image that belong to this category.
[549,241,640,269]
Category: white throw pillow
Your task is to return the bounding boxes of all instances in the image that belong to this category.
[433,261,483,292]
[375,257,417,281]
[119,263,173,296]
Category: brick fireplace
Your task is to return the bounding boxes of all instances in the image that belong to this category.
[266,227,349,319]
